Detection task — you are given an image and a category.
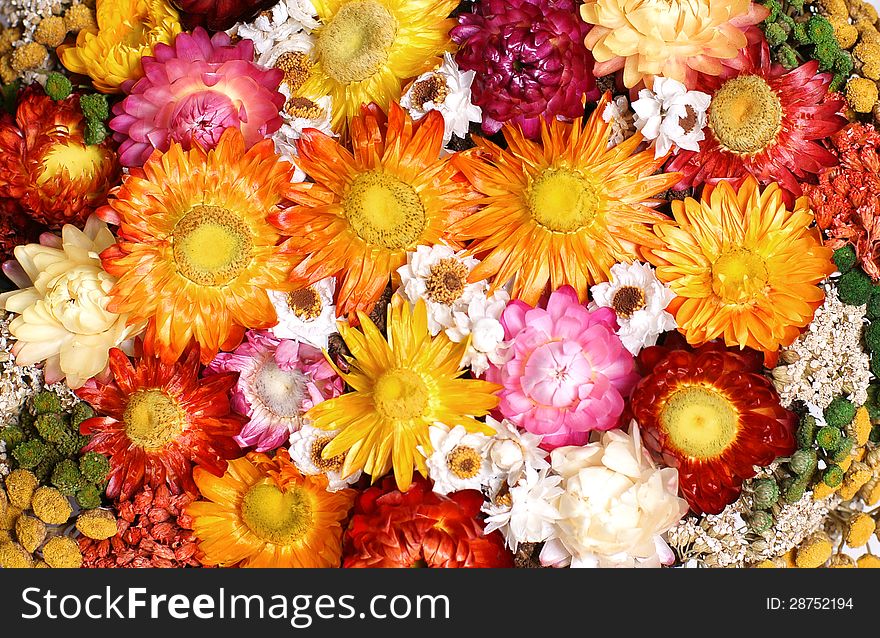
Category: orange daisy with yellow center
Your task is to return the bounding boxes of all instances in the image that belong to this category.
[272,103,477,318]
[186,449,355,568]
[100,129,295,363]
[449,93,680,305]
[643,177,835,353]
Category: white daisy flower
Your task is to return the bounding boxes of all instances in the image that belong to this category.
[396,244,484,335]
[268,277,338,350]
[230,0,320,57]
[632,76,711,158]
[421,423,493,496]
[482,467,562,553]
[485,416,549,489]
[273,94,334,181]
[590,261,676,356]
[601,94,635,148]
[288,423,361,492]
[400,53,482,146]
[446,291,512,376]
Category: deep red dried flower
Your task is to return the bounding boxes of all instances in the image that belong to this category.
[172,0,277,31]
[0,197,39,263]
[343,475,513,568]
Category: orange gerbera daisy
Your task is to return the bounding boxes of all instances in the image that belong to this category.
[449,93,680,305]
[100,128,295,364]
[643,177,835,353]
[186,449,355,568]
[272,102,476,318]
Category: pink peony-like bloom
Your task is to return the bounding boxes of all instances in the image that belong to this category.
[204,330,344,453]
[110,27,284,167]
[451,0,597,137]
[486,286,639,449]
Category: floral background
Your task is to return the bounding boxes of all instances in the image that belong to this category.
[0,0,879,569]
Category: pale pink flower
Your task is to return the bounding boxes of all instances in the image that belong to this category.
[204,331,343,452]
[110,27,284,167]
[486,286,639,449]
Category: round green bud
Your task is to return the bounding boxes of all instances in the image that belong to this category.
[783,476,808,504]
[832,245,858,274]
[816,426,843,450]
[790,448,818,476]
[823,465,844,487]
[32,391,61,416]
[824,396,856,429]
[796,415,818,449]
[12,439,48,469]
[830,436,855,463]
[752,477,780,509]
[84,120,108,145]
[838,269,873,306]
[71,402,95,429]
[775,43,799,69]
[79,452,109,484]
[0,425,25,449]
[865,321,880,354]
[50,459,83,497]
[43,72,72,101]
[75,484,102,510]
[79,93,109,122]
[764,22,788,47]
[748,510,774,534]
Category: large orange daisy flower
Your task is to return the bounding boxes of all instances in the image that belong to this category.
[272,102,477,318]
[449,93,680,305]
[643,177,834,354]
[100,129,295,364]
[186,449,355,568]
[76,344,245,500]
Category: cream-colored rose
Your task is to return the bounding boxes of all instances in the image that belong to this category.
[0,216,145,388]
[540,422,688,568]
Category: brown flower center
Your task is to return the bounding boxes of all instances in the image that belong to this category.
[287,286,323,321]
[611,285,646,318]
[409,72,448,109]
[424,258,468,305]
[123,389,185,451]
[678,104,698,134]
[285,96,323,120]
[310,436,345,473]
[275,51,312,94]
[446,445,482,479]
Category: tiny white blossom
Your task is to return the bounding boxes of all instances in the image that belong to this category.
[268,277,338,350]
[446,291,512,376]
[632,77,711,158]
[485,416,549,489]
[288,424,361,491]
[482,467,562,552]
[421,423,493,495]
[229,0,320,56]
[602,95,635,148]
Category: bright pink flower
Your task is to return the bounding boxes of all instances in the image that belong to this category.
[110,27,284,167]
[486,286,639,449]
[204,331,344,453]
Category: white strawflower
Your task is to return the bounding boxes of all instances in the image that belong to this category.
[482,467,562,552]
[288,423,361,491]
[446,291,511,376]
[267,277,338,350]
[229,0,320,56]
[632,76,710,158]
[590,261,676,355]
[422,424,493,495]
[602,94,635,148]
[485,416,549,488]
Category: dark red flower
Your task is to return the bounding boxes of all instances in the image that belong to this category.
[172,0,277,31]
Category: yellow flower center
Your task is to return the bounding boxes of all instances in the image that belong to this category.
[446,445,482,479]
[316,0,397,84]
[172,205,254,287]
[344,170,426,250]
[310,436,345,473]
[527,168,600,233]
[240,482,314,545]
[287,286,323,321]
[123,389,184,451]
[373,368,429,420]
[660,386,739,459]
[611,285,646,318]
[37,138,106,185]
[708,75,783,155]
[274,51,312,94]
[711,248,769,303]
[425,258,468,306]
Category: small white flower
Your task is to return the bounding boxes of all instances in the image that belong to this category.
[268,277,338,350]
[288,423,361,491]
[602,95,635,148]
[421,423,493,495]
[396,244,483,335]
[400,53,481,146]
[482,467,562,552]
[230,0,320,56]
[632,77,711,158]
[274,94,334,182]
[485,416,549,488]
[446,291,512,376]
[590,261,676,355]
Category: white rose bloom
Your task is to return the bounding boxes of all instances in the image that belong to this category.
[632,76,711,158]
[482,467,562,552]
[229,0,320,56]
[288,423,361,492]
[0,216,146,389]
[539,422,689,569]
[400,53,482,145]
[485,416,549,488]
[268,277,338,350]
[395,244,483,335]
[421,423,493,495]
[446,291,511,376]
[602,94,635,148]
[590,261,676,355]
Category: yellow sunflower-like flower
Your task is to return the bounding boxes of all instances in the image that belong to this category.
[100,129,295,364]
[307,297,500,491]
[186,449,355,568]
[58,0,182,93]
[295,0,458,136]
[643,177,835,354]
[581,0,768,89]
[450,92,679,306]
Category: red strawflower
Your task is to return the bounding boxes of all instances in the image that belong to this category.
[172,0,277,31]
[0,85,120,229]
[76,343,245,500]
[343,476,513,568]
[665,38,846,200]
[0,197,39,263]
[630,341,797,515]
[78,485,203,568]
[805,123,880,280]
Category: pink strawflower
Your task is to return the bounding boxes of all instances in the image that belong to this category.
[204,331,344,453]
[110,27,284,167]
[486,286,639,449]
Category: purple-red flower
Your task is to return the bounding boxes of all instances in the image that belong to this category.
[110,27,284,167]
[451,0,597,137]
[172,0,277,31]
